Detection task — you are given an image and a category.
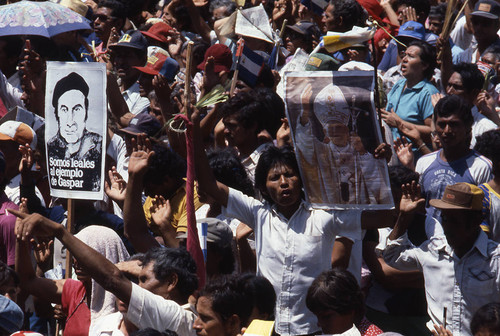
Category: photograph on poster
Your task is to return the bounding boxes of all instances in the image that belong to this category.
[285,71,393,210]
[45,62,106,200]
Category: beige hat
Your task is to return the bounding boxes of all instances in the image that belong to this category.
[0,121,37,148]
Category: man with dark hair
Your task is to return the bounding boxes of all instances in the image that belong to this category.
[306,268,364,335]
[384,182,500,335]
[220,91,270,184]
[93,0,127,49]
[108,30,150,123]
[123,140,202,253]
[194,275,254,336]
[11,208,199,336]
[415,95,492,237]
[322,0,367,33]
[457,0,500,64]
[445,63,498,148]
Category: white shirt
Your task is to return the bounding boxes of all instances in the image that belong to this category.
[471,106,497,149]
[0,70,24,110]
[222,188,361,335]
[241,143,269,184]
[384,230,500,336]
[89,312,125,336]
[122,82,150,116]
[126,283,197,336]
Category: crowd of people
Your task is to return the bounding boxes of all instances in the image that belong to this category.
[1,0,500,335]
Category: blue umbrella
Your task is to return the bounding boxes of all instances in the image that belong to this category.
[0,1,91,38]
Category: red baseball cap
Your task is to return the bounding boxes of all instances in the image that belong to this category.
[134,51,168,75]
[197,44,233,73]
[142,22,174,44]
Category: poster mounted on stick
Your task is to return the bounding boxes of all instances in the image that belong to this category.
[45,62,106,200]
[284,71,393,210]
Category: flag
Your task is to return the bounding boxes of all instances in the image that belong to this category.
[236,39,264,87]
[319,26,376,53]
[267,43,279,70]
[300,0,329,15]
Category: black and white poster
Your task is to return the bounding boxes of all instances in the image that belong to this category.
[45,62,106,200]
[285,71,393,210]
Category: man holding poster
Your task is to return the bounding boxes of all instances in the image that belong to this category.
[46,63,106,199]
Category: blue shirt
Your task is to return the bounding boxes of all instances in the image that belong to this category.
[386,78,438,141]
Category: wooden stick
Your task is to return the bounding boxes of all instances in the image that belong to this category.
[443,307,447,329]
[184,41,195,118]
[65,199,74,280]
[58,198,75,336]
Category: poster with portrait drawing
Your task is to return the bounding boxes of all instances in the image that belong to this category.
[45,62,107,200]
[285,71,393,210]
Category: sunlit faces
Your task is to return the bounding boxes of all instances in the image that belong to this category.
[193,296,228,336]
[400,45,428,81]
[138,261,171,299]
[57,90,87,145]
[434,114,469,149]
[264,163,302,208]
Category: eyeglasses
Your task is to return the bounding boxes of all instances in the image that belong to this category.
[446,82,464,91]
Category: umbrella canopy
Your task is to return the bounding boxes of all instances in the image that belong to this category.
[0,0,91,38]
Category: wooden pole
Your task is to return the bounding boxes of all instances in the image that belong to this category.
[57,199,74,336]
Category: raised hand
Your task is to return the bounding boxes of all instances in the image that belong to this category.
[374,142,392,162]
[31,238,53,272]
[277,118,291,147]
[19,144,34,178]
[12,198,60,241]
[104,166,127,203]
[127,134,155,176]
[399,181,425,214]
[394,137,414,169]
[150,195,173,232]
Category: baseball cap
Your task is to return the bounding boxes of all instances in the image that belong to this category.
[142,22,174,44]
[286,21,321,41]
[0,121,37,148]
[429,183,484,211]
[109,30,148,51]
[397,21,425,41]
[178,218,233,248]
[119,112,162,137]
[134,51,169,75]
[305,53,340,71]
[197,44,233,73]
[471,0,500,20]
[0,295,24,334]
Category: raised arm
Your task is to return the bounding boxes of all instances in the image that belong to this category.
[191,107,230,207]
[123,135,161,252]
[12,206,133,305]
[15,200,64,304]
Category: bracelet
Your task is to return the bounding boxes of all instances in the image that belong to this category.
[417,143,426,151]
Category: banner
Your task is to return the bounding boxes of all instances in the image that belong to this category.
[45,62,106,200]
[284,71,393,209]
